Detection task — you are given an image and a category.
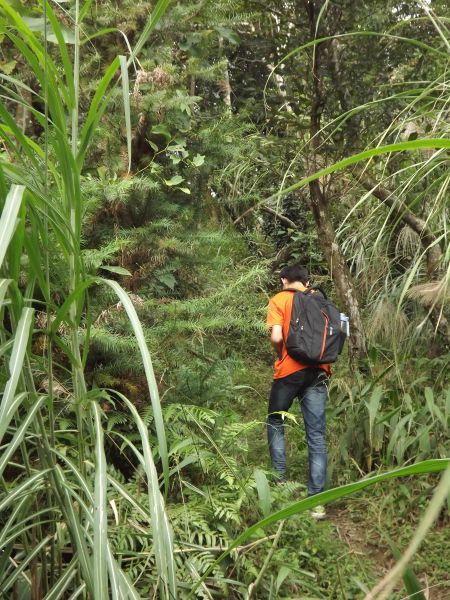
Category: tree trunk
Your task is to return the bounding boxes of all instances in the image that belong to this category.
[218,37,232,113]
[15,88,32,134]
[304,0,367,360]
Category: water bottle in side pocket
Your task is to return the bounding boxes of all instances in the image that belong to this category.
[340,313,350,337]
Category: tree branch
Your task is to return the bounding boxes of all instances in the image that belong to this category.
[233,204,297,229]
[354,168,443,279]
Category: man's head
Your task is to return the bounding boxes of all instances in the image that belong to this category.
[279,264,309,289]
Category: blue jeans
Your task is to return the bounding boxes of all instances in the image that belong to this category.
[267,368,328,495]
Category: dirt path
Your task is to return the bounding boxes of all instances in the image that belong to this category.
[328,504,450,600]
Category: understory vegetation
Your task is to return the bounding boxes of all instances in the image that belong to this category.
[0,0,449,598]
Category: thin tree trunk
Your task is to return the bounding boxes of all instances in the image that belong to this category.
[15,88,32,134]
[304,0,367,360]
[189,75,196,96]
[267,63,294,114]
[219,37,232,112]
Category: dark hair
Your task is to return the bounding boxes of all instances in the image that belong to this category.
[279,264,309,285]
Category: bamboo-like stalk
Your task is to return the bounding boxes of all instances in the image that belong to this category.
[42,2,57,587]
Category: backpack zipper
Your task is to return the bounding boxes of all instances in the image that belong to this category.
[319,311,329,360]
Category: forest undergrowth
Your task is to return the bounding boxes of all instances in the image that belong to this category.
[0,0,449,598]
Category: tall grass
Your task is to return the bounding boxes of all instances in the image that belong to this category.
[1,1,449,598]
[0,0,174,597]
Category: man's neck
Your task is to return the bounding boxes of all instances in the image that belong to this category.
[283,282,307,292]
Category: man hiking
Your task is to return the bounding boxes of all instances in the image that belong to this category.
[266,264,330,520]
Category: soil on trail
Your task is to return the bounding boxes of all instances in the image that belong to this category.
[328,504,450,600]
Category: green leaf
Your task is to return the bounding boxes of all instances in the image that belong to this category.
[20,16,46,30]
[152,124,171,139]
[0,395,45,477]
[47,28,75,44]
[1,534,52,595]
[100,279,170,494]
[178,187,191,195]
[276,566,292,594]
[107,545,141,600]
[157,272,176,289]
[0,470,48,513]
[215,26,240,44]
[78,56,120,165]
[254,469,272,517]
[192,153,205,167]
[0,60,17,74]
[0,185,25,268]
[365,386,383,445]
[164,175,184,186]
[0,278,11,307]
[100,265,132,276]
[21,17,75,43]
[0,307,34,444]
[41,559,78,600]
[54,467,94,594]
[79,0,95,21]
[50,278,95,336]
[92,403,108,600]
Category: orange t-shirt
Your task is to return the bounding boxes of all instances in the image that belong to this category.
[266,289,331,379]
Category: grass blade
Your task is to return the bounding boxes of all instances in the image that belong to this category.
[119,55,132,173]
[130,0,171,61]
[43,0,74,105]
[114,390,176,599]
[0,307,34,443]
[77,57,120,165]
[54,466,94,595]
[42,559,78,600]
[0,185,25,268]
[0,470,49,512]
[0,395,45,477]
[107,473,150,522]
[101,279,169,492]
[107,544,142,600]
[254,469,272,517]
[1,535,52,594]
[0,278,11,305]
[92,402,108,600]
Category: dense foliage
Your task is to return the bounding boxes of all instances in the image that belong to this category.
[0,0,449,598]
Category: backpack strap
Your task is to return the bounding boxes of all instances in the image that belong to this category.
[284,286,328,300]
[306,286,327,300]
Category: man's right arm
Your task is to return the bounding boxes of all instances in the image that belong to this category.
[267,296,284,358]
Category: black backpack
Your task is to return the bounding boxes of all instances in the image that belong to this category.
[285,288,348,364]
